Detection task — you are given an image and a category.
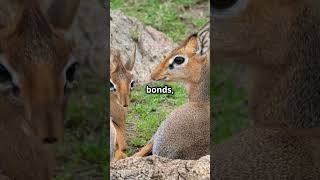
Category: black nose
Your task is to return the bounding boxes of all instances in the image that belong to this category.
[43,137,58,144]
[123,104,128,107]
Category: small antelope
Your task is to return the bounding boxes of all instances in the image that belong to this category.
[212,0,320,178]
[110,46,136,161]
[0,0,79,179]
[134,23,210,160]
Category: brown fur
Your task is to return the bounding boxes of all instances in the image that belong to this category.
[135,28,210,160]
[212,0,320,178]
[110,47,136,161]
[0,0,79,179]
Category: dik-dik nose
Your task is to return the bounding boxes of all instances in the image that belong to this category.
[120,94,129,107]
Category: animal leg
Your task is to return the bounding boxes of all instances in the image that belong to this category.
[133,143,153,157]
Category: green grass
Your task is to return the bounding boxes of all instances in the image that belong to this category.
[212,64,249,144]
[54,72,107,180]
[111,0,209,42]
[127,82,187,154]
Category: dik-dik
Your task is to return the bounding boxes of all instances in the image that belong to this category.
[110,46,136,161]
[212,0,320,178]
[135,23,210,160]
[0,0,79,179]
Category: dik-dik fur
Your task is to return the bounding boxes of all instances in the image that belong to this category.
[0,0,79,179]
[134,23,210,160]
[110,46,136,160]
[212,0,320,178]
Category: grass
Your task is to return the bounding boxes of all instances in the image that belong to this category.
[54,71,107,180]
[111,0,209,42]
[127,82,187,153]
[212,64,249,144]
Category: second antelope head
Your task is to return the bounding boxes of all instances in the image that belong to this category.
[0,0,80,143]
[110,46,136,108]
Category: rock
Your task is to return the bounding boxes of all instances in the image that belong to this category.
[110,155,210,180]
[111,10,176,84]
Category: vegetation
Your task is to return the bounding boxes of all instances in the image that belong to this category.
[127,82,187,154]
[111,0,209,42]
[54,71,107,180]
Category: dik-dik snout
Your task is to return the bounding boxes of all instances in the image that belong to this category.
[0,56,78,143]
[151,33,206,83]
[110,47,136,108]
[0,0,80,144]
[23,62,78,143]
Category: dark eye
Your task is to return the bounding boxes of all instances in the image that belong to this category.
[212,0,237,10]
[173,56,185,65]
[110,81,116,92]
[0,64,12,83]
[130,80,135,90]
[66,62,79,83]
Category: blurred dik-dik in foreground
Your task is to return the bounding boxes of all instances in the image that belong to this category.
[212,0,320,179]
[110,46,136,161]
[134,23,210,160]
[0,0,79,179]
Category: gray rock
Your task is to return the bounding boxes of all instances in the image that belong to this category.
[111,10,175,84]
[110,155,210,180]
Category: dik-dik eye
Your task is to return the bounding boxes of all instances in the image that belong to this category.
[0,64,12,83]
[110,80,116,92]
[64,62,79,91]
[174,56,185,65]
[169,56,188,70]
[212,0,248,17]
[130,80,135,90]
[212,0,237,10]
[0,62,20,96]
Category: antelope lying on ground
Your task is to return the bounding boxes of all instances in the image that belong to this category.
[134,23,210,160]
[110,46,136,161]
[212,0,320,179]
[0,0,79,179]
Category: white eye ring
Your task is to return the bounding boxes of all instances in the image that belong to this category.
[130,80,135,90]
[0,54,19,87]
[168,55,188,70]
[63,55,77,84]
[110,79,116,92]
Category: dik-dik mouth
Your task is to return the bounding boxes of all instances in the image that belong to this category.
[154,76,168,81]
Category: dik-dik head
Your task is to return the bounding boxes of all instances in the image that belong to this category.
[0,0,79,143]
[151,27,209,84]
[213,0,320,130]
[212,0,320,65]
[110,47,136,108]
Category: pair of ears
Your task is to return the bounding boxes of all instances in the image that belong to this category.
[110,45,136,72]
[0,0,80,53]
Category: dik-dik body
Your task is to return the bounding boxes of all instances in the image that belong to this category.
[110,47,136,161]
[212,0,320,178]
[0,0,79,179]
[135,23,210,160]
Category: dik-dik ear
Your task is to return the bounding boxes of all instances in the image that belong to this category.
[125,45,136,71]
[110,48,121,72]
[47,0,80,31]
[196,22,210,56]
[184,33,198,54]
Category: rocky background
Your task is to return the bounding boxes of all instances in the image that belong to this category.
[111,10,175,84]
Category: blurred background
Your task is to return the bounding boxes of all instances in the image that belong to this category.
[0,0,108,179]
